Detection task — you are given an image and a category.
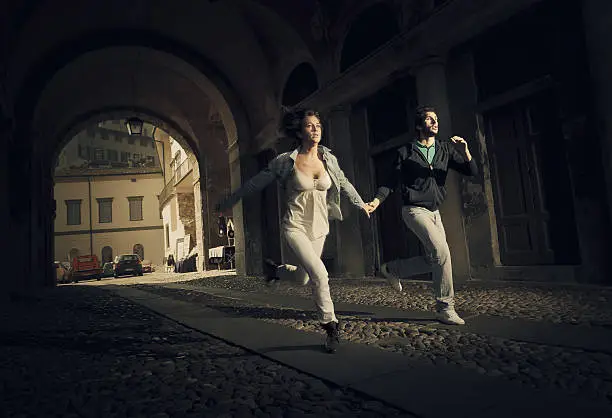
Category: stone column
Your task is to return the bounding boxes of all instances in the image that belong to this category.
[0,103,11,300]
[582,0,612,230]
[411,56,471,282]
[29,139,45,289]
[7,127,31,295]
[192,159,205,271]
[326,105,365,277]
[349,108,378,276]
[228,143,264,276]
[445,50,498,279]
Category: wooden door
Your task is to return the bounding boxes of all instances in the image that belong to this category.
[485,95,555,265]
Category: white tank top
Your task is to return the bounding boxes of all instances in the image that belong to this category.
[283,169,332,239]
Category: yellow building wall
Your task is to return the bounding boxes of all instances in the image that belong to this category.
[54,173,165,265]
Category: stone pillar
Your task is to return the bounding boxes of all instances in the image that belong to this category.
[326,105,366,277]
[8,129,31,295]
[29,141,45,289]
[228,143,264,276]
[192,160,205,272]
[0,103,11,300]
[349,108,378,276]
[582,0,612,230]
[445,50,498,279]
[411,56,471,282]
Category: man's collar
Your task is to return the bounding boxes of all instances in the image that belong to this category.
[415,139,436,149]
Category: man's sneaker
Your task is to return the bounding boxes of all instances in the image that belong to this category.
[263,258,279,286]
[436,309,465,325]
[380,263,402,292]
[321,321,340,354]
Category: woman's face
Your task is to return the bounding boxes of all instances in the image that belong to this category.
[299,115,322,144]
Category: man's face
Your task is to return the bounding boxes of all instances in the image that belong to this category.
[420,111,439,136]
[299,115,322,143]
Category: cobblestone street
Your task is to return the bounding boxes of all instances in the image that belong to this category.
[128,271,612,406]
[0,285,407,418]
[5,271,612,417]
[139,280,612,406]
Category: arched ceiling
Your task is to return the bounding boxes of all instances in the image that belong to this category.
[6,0,286,153]
[33,46,217,158]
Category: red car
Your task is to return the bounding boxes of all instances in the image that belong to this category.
[71,255,103,282]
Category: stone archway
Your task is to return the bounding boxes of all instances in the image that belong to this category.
[12,40,265,287]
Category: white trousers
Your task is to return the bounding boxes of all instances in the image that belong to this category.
[276,228,337,324]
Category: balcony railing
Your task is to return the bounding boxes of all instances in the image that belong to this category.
[158,157,194,207]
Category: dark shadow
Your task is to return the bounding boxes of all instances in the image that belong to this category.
[202,303,374,321]
[363,316,436,324]
[259,344,326,354]
[0,330,256,360]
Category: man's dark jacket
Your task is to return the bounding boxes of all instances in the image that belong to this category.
[374,140,478,211]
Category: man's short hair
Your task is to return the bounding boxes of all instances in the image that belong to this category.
[415,106,437,130]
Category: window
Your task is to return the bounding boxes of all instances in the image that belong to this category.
[97,198,113,223]
[140,137,149,147]
[127,137,135,145]
[121,152,130,162]
[66,200,82,225]
[94,148,105,161]
[107,149,118,162]
[128,196,144,221]
[133,153,141,162]
[100,131,109,140]
[165,224,170,248]
[115,134,122,143]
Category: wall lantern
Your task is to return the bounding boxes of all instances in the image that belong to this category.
[125,117,144,136]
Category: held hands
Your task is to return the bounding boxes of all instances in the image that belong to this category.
[363,198,380,216]
[450,136,472,161]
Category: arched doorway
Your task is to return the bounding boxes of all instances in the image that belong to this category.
[101,246,113,264]
[133,244,144,261]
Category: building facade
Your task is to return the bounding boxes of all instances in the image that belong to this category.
[54,172,165,266]
[54,123,165,267]
[2,0,612,296]
[157,127,231,271]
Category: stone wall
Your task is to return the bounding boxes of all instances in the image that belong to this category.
[177,192,196,252]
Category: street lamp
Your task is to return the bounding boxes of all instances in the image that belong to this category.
[125,117,144,136]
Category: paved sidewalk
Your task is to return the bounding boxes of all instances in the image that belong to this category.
[163,283,612,354]
[112,285,612,418]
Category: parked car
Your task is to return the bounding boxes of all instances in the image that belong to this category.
[102,262,115,277]
[71,255,103,282]
[114,254,143,277]
[141,260,154,273]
